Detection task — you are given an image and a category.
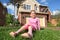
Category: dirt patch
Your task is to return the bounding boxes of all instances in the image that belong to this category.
[46,27,60,30]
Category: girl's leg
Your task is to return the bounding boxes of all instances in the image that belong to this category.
[15,26,26,34]
[21,26,33,38]
[10,24,28,37]
[28,26,33,37]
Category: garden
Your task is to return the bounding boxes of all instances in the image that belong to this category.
[0,13,60,40]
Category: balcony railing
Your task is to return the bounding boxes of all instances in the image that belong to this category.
[39,5,48,14]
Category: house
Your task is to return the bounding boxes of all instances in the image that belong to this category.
[17,0,51,28]
[0,2,7,26]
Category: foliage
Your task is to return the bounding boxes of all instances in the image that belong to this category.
[5,13,20,26]
[13,19,20,26]
[57,22,60,27]
[10,0,26,5]
[0,27,60,40]
[51,11,60,27]
[52,12,60,19]
[57,20,60,27]
[5,14,13,25]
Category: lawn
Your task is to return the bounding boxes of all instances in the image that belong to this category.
[0,26,60,40]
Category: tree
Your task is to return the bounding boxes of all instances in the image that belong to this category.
[52,10,60,26]
[7,0,26,26]
[9,0,26,18]
[52,10,60,19]
[7,0,26,15]
[10,0,25,5]
[52,13,60,19]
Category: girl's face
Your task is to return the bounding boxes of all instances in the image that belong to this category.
[30,11,36,18]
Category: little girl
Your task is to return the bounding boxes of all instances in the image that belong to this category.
[10,10,40,38]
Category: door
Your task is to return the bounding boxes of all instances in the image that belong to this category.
[39,17,45,28]
[26,17,29,23]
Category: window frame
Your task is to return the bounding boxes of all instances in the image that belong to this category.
[34,4,37,10]
[23,4,31,10]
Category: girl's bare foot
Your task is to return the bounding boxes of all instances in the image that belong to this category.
[21,33,33,38]
[28,32,33,38]
[9,32,17,37]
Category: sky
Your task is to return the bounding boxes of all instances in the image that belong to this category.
[37,0,60,15]
[0,0,60,15]
[0,0,14,15]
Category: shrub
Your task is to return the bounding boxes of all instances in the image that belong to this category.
[5,14,13,25]
[57,21,60,27]
[13,19,20,26]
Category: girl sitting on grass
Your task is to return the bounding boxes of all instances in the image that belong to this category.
[10,10,40,38]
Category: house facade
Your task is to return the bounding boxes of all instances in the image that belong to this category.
[0,2,7,26]
[17,0,51,28]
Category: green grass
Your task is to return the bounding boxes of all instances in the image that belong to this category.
[47,22,56,27]
[0,26,60,40]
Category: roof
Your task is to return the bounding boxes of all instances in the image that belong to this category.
[0,2,6,8]
[0,2,3,6]
[19,0,41,5]
[33,0,41,5]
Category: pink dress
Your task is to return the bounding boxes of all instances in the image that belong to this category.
[24,17,40,30]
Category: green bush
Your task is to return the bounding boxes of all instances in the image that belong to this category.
[13,19,20,26]
[5,14,13,25]
[5,14,20,26]
[57,21,60,27]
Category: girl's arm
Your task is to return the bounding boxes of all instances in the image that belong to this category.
[37,18,40,30]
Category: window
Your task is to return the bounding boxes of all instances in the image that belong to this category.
[40,8,48,12]
[24,4,26,9]
[34,4,37,10]
[40,8,45,12]
[34,6,37,10]
[24,4,31,10]
[26,5,31,10]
